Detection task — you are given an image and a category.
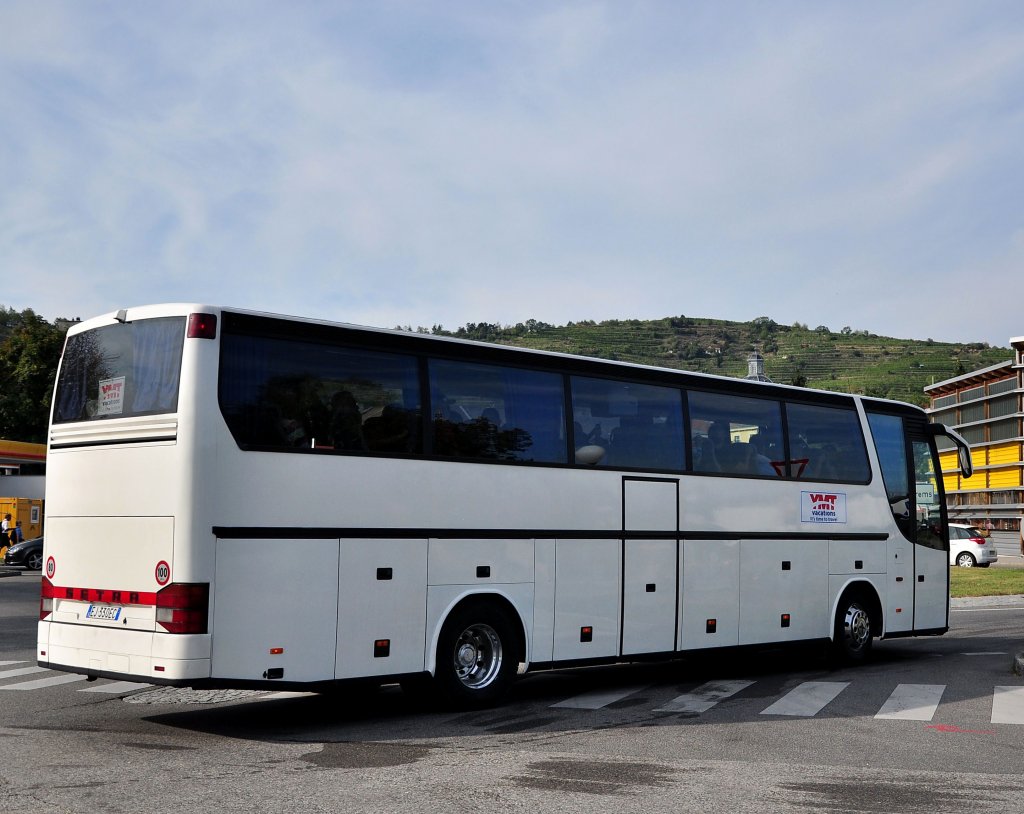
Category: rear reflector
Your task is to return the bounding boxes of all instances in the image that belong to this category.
[187,313,217,339]
[155,583,209,634]
[40,577,54,620]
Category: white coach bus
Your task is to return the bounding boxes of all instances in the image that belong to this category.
[38,304,972,707]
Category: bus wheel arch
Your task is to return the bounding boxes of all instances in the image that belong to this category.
[432,594,525,709]
[831,583,882,664]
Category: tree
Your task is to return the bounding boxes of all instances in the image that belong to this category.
[0,307,66,443]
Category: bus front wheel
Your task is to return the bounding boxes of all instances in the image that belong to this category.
[434,602,518,709]
[833,592,874,664]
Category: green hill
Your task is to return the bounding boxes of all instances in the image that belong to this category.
[417,316,1007,407]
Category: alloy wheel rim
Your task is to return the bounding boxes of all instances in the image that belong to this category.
[844,604,870,650]
[452,623,503,689]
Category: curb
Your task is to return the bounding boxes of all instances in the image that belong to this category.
[1016,654,1024,677]
[950,594,1024,609]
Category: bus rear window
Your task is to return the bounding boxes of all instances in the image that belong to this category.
[53,318,186,423]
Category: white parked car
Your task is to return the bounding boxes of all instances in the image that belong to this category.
[949,523,998,568]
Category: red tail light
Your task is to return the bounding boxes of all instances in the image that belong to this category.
[187,313,217,339]
[155,583,209,634]
[40,577,55,621]
[970,537,986,546]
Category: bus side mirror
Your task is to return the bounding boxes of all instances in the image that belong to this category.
[957,443,973,480]
[929,423,973,479]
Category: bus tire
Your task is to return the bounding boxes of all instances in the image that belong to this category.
[832,591,874,664]
[434,601,518,709]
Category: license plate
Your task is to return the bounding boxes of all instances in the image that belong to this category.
[86,604,122,621]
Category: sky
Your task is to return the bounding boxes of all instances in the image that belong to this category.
[1,1,1023,347]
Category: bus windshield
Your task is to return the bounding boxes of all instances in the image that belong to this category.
[53,317,186,423]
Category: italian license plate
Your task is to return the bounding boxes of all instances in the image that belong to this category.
[86,604,122,621]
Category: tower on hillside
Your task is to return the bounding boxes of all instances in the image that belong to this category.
[745,349,772,383]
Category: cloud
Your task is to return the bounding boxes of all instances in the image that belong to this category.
[1,1,1022,346]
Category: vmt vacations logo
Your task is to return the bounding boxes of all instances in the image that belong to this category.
[801,491,847,524]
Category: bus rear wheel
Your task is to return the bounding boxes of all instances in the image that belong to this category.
[833,592,874,664]
[435,602,518,709]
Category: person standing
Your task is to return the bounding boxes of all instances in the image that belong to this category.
[1,513,10,542]
[1019,516,1024,558]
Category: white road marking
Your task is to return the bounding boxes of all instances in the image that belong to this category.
[875,684,945,720]
[761,681,850,717]
[551,685,648,710]
[0,661,27,667]
[654,680,754,714]
[79,680,154,694]
[961,652,1008,656]
[991,686,1024,725]
[0,673,89,690]
[258,691,319,701]
[0,666,48,681]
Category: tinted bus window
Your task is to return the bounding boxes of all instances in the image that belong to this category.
[570,377,685,470]
[786,403,869,482]
[54,317,186,423]
[912,438,944,551]
[219,333,421,453]
[689,391,783,476]
[429,360,566,463]
[866,412,913,541]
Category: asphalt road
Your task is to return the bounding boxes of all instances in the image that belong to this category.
[2,572,1024,813]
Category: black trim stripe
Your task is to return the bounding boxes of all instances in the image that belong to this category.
[212,525,888,542]
[50,436,177,450]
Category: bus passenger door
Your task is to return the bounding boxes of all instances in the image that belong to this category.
[911,437,949,631]
[621,478,679,656]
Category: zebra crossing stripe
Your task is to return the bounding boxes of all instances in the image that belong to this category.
[875,683,945,720]
[654,680,754,714]
[0,666,48,681]
[79,680,153,694]
[0,673,88,691]
[991,687,1024,725]
[761,681,850,717]
[258,691,318,701]
[551,685,648,710]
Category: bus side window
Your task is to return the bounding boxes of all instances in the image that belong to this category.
[866,412,914,542]
[218,332,421,454]
[785,403,869,483]
[688,391,782,477]
[429,360,566,463]
[570,377,684,471]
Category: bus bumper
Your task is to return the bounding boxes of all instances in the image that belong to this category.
[38,621,212,682]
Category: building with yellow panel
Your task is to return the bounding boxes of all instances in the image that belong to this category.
[925,336,1023,532]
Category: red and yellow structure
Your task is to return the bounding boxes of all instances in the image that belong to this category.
[0,438,46,470]
[925,337,1023,532]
